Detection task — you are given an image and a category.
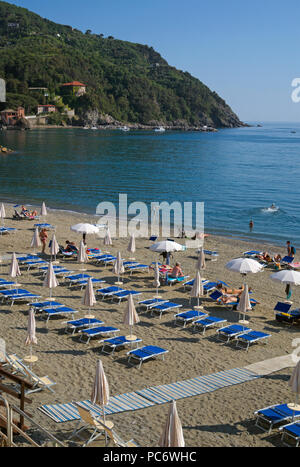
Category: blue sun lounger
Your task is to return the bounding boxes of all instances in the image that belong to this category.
[69,278,106,290]
[96,286,125,299]
[174,309,208,327]
[93,254,115,264]
[28,301,64,312]
[138,298,169,312]
[0,227,17,235]
[254,404,300,433]
[0,279,15,288]
[281,256,294,266]
[43,306,78,324]
[65,273,91,284]
[34,223,56,230]
[126,264,150,275]
[165,275,190,286]
[127,345,168,369]
[216,324,252,343]
[123,261,139,268]
[6,292,41,306]
[193,316,227,334]
[280,421,300,447]
[99,335,142,355]
[235,330,271,350]
[21,259,48,270]
[203,281,229,294]
[64,318,104,334]
[111,290,142,304]
[274,302,300,324]
[79,326,120,344]
[151,302,183,319]
[201,249,219,261]
[183,278,208,290]
[243,250,263,257]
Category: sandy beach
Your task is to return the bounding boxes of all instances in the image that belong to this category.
[0,204,299,447]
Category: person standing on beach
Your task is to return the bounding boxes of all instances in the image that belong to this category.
[249,220,254,232]
[39,228,48,254]
[286,241,296,258]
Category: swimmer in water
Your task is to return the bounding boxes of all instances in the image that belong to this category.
[270,203,276,209]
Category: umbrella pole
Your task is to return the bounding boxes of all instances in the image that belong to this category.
[103,404,107,445]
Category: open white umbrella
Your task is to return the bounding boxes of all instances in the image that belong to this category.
[226,257,263,324]
[25,309,37,360]
[41,201,47,217]
[190,270,203,310]
[0,203,6,226]
[123,294,140,340]
[77,240,88,264]
[103,227,112,246]
[197,247,206,271]
[71,223,99,244]
[43,262,59,299]
[82,277,96,314]
[270,270,300,302]
[31,227,41,253]
[127,233,136,260]
[288,360,300,417]
[159,400,185,447]
[150,240,183,265]
[91,359,110,443]
[50,233,59,262]
[236,283,252,323]
[113,251,124,284]
[153,262,161,298]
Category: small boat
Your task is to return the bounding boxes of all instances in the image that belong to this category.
[154,126,165,132]
[90,126,98,130]
[119,126,130,132]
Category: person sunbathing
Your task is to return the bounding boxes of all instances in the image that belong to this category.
[257,251,272,262]
[169,262,184,278]
[65,241,78,252]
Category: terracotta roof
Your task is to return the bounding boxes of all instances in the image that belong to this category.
[61,81,86,87]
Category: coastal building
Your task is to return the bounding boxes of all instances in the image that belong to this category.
[60,81,86,96]
[0,107,25,125]
[37,104,57,114]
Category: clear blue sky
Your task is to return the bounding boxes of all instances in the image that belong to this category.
[5,0,300,122]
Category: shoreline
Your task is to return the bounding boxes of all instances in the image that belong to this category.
[1,200,288,253]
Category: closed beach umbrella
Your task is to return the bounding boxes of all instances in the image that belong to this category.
[288,360,300,415]
[43,262,59,298]
[197,247,206,271]
[159,400,185,447]
[190,270,203,309]
[113,251,124,284]
[270,270,300,301]
[25,309,37,358]
[236,283,252,323]
[78,240,88,264]
[123,294,140,339]
[82,277,96,312]
[41,201,47,217]
[103,227,112,246]
[154,262,161,297]
[91,359,110,433]
[31,227,41,252]
[50,233,59,262]
[0,203,6,225]
[10,252,21,279]
[127,234,136,254]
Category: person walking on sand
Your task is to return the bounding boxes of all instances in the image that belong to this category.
[39,228,48,254]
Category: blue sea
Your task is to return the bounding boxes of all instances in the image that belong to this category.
[0,122,299,246]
